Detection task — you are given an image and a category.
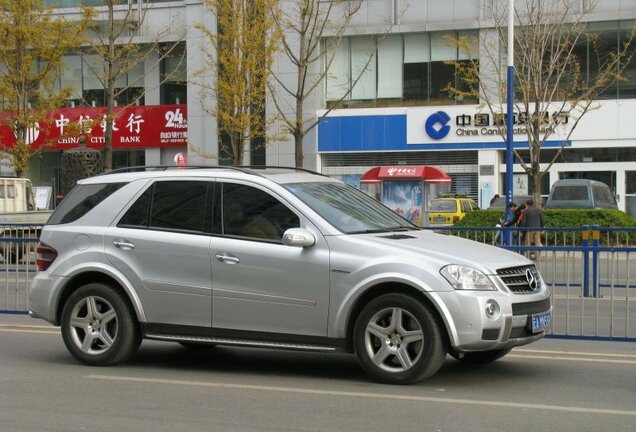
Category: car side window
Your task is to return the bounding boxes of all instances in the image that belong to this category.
[49,183,127,225]
[462,200,471,212]
[118,181,209,233]
[217,182,300,241]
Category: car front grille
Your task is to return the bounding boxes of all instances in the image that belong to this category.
[496,265,542,294]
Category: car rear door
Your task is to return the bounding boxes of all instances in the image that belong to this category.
[104,179,214,328]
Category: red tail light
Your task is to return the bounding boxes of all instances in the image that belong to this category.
[36,243,58,271]
[453,216,460,224]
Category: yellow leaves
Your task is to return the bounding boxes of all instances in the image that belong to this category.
[0,0,92,172]
[198,0,279,164]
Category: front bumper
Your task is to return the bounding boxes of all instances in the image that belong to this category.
[432,289,551,352]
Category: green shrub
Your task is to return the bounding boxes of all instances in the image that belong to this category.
[452,209,636,245]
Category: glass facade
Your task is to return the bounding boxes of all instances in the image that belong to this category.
[326,31,479,108]
[160,44,187,105]
[627,171,636,218]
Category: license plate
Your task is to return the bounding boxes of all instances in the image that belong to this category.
[531,311,551,333]
[433,217,446,223]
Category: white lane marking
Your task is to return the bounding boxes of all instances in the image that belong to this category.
[0,324,59,334]
[508,354,636,365]
[515,348,636,359]
[86,374,636,417]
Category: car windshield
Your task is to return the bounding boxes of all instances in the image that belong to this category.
[284,182,417,234]
[430,200,457,212]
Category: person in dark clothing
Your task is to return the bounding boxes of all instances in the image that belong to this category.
[521,199,544,247]
[501,202,526,245]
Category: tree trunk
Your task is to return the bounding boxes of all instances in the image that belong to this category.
[294,130,303,168]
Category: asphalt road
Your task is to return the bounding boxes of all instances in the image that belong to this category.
[1,314,635,432]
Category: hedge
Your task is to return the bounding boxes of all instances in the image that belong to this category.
[451,209,636,245]
[455,209,636,228]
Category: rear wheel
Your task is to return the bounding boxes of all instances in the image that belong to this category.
[61,283,140,365]
[353,293,447,384]
[450,348,512,364]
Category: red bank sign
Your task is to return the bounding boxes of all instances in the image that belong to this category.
[0,104,187,150]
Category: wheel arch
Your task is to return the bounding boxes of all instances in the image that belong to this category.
[344,282,451,353]
[54,270,144,327]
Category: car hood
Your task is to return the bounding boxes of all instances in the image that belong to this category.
[340,229,531,274]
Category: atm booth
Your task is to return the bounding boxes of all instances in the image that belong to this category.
[360,166,451,227]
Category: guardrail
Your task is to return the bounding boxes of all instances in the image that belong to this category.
[1,224,634,341]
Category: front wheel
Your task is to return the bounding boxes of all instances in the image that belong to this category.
[61,283,140,366]
[353,293,447,384]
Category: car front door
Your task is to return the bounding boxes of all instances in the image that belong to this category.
[104,180,213,328]
[210,181,330,337]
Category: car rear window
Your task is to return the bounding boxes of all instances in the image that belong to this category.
[431,200,457,212]
[48,183,126,225]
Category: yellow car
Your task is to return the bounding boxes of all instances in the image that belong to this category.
[428,195,479,226]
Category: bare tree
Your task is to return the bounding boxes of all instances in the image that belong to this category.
[195,0,279,166]
[450,0,635,206]
[268,0,366,168]
[84,0,186,171]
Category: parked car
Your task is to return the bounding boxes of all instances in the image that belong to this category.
[429,194,480,226]
[545,179,618,209]
[29,166,551,384]
[487,195,546,210]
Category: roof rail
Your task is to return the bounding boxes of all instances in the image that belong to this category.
[99,165,325,177]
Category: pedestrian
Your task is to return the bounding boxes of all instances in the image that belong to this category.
[489,193,500,206]
[501,202,525,245]
[521,199,544,249]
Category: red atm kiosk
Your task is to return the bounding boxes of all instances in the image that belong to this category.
[360,166,451,227]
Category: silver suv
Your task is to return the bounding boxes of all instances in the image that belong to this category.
[29,166,551,384]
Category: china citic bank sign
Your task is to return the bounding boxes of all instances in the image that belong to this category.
[0,104,187,150]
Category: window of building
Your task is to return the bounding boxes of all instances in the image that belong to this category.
[60,55,82,107]
[160,44,187,104]
[377,35,403,99]
[325,30,479,108]
[403,33,429,102]
[430,33,456,104]
[626,171,636,218]
[82,54,105,107]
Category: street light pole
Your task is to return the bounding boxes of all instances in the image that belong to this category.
[505,0,515,244]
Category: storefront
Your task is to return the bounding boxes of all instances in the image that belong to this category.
[317,100,636,217]
[2,104,188,200]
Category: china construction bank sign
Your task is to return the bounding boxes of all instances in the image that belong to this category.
[406,104,572,146]
[0,104,187,150]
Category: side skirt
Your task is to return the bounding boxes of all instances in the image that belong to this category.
[142,323,349,353]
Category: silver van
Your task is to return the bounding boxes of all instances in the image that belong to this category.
[29,166,551,384]
[545,179,618,209]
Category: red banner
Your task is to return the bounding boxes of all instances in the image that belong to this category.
[0,104,187,150]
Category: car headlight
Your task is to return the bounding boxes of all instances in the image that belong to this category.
[440,265,497,291]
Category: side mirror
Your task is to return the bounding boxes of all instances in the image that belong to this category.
[282,228,315,247]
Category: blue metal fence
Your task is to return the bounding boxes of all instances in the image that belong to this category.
[1,224,634,341]
[425,225,635,341]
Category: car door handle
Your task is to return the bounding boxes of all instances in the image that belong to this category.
[215,254,239,264]
[113,240,135,250]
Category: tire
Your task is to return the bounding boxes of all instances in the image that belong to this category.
[450,348,512,364]
[353,293,447,384]
[61,283,140,366]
